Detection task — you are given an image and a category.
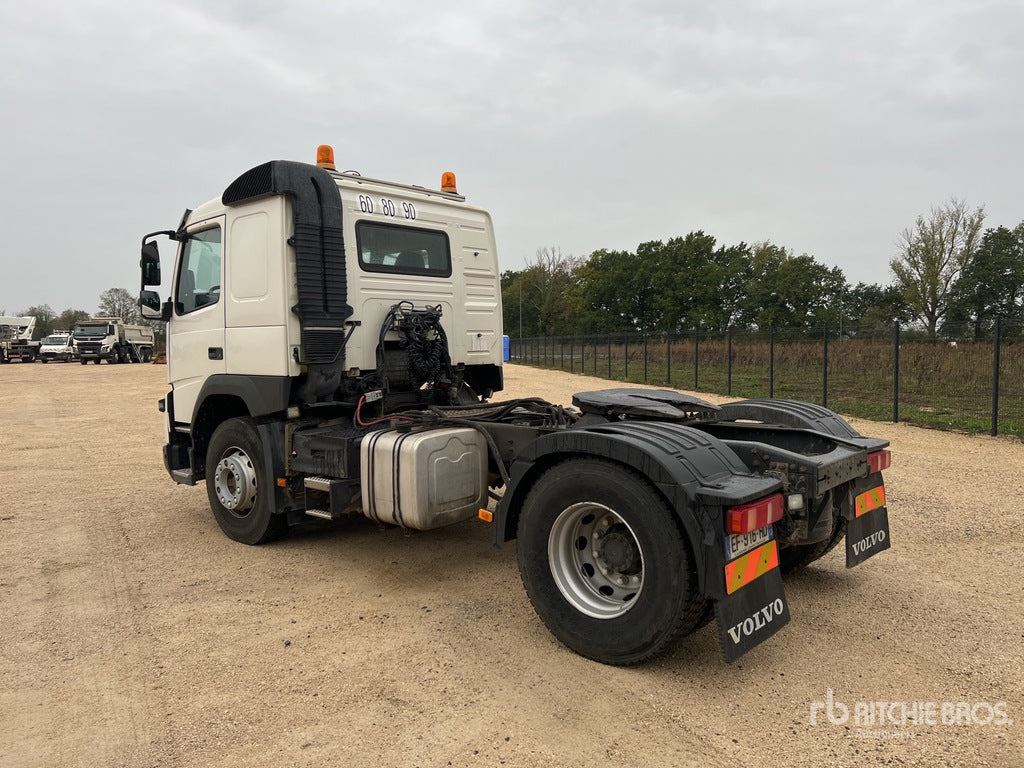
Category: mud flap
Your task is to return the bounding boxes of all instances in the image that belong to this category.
[844,472,891,567]
[846,506,890,567]
[715,568,791,663]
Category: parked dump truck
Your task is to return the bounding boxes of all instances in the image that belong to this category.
[39,331,78,362]
[74,317,155,364]
[0,316,40,363]
[138,146,892,664]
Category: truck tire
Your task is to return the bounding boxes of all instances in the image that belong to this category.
[516,458,706,665]
[205,418,287,545]
[81,359,88,365]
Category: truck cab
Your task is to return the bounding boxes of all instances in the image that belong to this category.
[140,147,503,476]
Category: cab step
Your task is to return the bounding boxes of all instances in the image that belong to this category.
[302,476,357,520]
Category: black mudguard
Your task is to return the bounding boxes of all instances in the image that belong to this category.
[717,398,864,438]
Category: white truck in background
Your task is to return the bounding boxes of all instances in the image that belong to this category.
[39,331,78,362]
[0,316,40,363]
[73,317,155,364]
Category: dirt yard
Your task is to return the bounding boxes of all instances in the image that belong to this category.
[1,362,1021,767]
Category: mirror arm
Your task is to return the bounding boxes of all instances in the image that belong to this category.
[141,230,176,246]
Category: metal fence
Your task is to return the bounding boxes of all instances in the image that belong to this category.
[509,320,1024,438]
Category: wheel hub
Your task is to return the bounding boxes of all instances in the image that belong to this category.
[548,502,645,619]
[596,527,641,574]
[214,448,258,515]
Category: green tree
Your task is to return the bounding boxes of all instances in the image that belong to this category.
[945,222,1024,338]
[630,232,753,333]
[739,243,845,330]
[98,288,139,324]
[890,199,985,339]
[570,248,661,332]
[843,283,913,336]
[500,248,579,337]
[54,308,92,332]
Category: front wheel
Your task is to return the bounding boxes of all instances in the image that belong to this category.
[516,459,706,665]
[205,418,287,545]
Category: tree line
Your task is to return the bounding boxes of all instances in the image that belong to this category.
[502,200,1024,341]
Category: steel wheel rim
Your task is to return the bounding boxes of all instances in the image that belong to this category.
[214,447,258,516]
[548,502,644,619]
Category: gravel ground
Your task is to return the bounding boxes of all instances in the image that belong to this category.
[1,361,1021,767]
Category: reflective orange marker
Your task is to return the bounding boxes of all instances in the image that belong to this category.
[478,508,493,523]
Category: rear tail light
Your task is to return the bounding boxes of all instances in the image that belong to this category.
[727,493,784,535]
[867,450,891,474]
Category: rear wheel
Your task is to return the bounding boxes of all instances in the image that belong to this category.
[516,458,706,665]
[205,418,287,545]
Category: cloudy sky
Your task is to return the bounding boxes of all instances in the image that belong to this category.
[2,0,1022,315]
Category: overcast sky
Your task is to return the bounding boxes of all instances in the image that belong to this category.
[2,0,1022,316]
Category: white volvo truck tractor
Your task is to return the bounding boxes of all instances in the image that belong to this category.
[137,146,892,664]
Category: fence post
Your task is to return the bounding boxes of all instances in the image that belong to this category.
[769,325,775,399]
[694,334,699,389]
[593,337,598,376]
[727,327,733,396]
[624,336,629,379]
[992,317,1002,437]
[643,334,648,383]
[560,339,564,369]
[823,326,829,409]
[893,321,900,423]
[607,336,612,378]
[666,333,672,386]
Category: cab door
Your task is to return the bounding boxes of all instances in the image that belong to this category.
[168,218,226,425]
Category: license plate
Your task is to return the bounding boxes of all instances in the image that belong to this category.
[726,526,774,561]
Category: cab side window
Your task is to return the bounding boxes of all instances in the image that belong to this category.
[175,227,222,314]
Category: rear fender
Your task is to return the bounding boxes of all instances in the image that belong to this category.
[494,421,782,600]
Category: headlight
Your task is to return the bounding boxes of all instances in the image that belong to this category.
[100,345,110,352]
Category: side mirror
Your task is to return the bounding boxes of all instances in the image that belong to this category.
[139,290,171,321]
[141,242,161,287]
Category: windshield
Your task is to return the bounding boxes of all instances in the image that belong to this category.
[43,335,70,345]
[74,324,110,337]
